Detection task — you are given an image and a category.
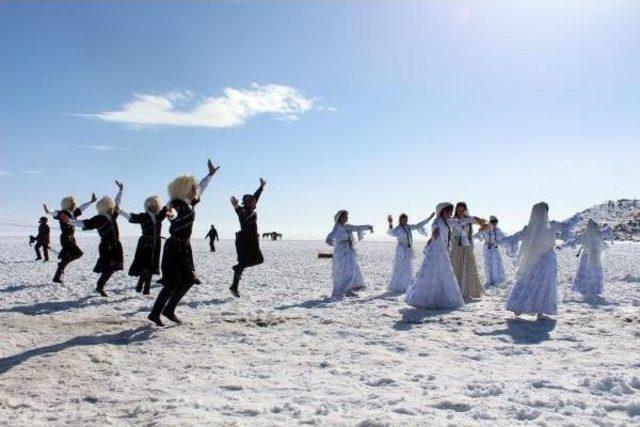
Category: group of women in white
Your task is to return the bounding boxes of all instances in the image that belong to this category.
[325,201,614,320]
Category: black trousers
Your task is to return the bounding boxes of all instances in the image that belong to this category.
[35,243,49,260]
[150,283,193,317]
[208,239,216,252]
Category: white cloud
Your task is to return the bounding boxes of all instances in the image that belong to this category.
[0,170,12,176]
[21,170,44,175]
[80,83,318,128]
[85,144,115,151]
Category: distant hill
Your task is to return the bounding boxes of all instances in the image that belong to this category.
[564,199,640,241]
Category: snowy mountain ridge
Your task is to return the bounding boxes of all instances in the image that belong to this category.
[564,199,640,241]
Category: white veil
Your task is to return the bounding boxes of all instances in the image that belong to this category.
[516,202,555,273]
[582,219,607,268]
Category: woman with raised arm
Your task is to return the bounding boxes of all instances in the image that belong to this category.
[43,192,97,283]
[386,212,434,294]
[65,181,124,296]
[325,210,373,299]
[119,194,168,295]
[450,202,483,301]
[474,215,507,287]
[405,202,483,310]
[148,159,219,326]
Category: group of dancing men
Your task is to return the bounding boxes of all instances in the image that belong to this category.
[33,157,613,326]
[326,202,613,321]
[38,159,265,326]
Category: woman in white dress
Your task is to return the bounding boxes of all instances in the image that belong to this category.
[405,202,482,310]
[561,219,612,299]
[474,215,507,287]
[450,202,484,300]
[325,210,373,299]
[386,212,434,294]
[505,202,561,320]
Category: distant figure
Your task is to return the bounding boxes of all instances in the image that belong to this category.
[229,177,266,298]
[559,219,613,299]
[32,216,51,261]
[43,192,97,283]
[474,215,507,287]
[386,212,433,294]
[205,224,219,252]
[325,210,373,299]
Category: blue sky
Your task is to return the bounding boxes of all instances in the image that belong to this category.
[1,0,638,238]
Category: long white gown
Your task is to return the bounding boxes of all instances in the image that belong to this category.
[504,205,575,315]
[474,227,507,286]
[561,220,611,298]
[405,216,474,309]
[387,219,430,294]
[325,223,372,299]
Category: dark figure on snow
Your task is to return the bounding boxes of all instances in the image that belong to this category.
[229,177,266,298]
[148,159,219,327]
[205,224,219,252]
[120,195,167,294]
[64,181,124,297]
[43,193,97,283]
[32,216,51,261]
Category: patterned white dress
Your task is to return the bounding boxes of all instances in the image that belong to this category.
[387,219,430,294]
[405,216,474,309]
[325,223,372,299]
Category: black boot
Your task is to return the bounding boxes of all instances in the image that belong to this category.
[147,313,164,326]
[52,265,64,283]
[162,311,182,324]
[135,277,144,293]
[229,268,241,298]
[142,282,151,295]
[95,286,108,297]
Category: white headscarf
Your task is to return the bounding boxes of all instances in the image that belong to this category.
[582,219,607,268]
[334,210,347,223]
[517,202,555,274]
[435,202,453,219]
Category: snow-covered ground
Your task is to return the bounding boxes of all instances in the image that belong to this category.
[1,236,639,426]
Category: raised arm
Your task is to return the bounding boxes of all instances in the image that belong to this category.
[254,177,266,203]
[199,159,220,198]
[114,180,124,207]
[43,204,58,218]
[77,193,97,214]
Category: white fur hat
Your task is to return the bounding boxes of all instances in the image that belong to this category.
[168,175,198,200]
[96,196,115,216]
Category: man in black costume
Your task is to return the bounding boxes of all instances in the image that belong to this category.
[32,216,50,261]
[229,177,266,298]
[205,224,219,252]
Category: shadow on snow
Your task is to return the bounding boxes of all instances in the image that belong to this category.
[474,318,557,344]
[0,326,154,374]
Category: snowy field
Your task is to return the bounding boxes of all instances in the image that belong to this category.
[1,236,639,426]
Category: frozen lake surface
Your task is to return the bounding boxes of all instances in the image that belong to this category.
[1,236,639,426]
